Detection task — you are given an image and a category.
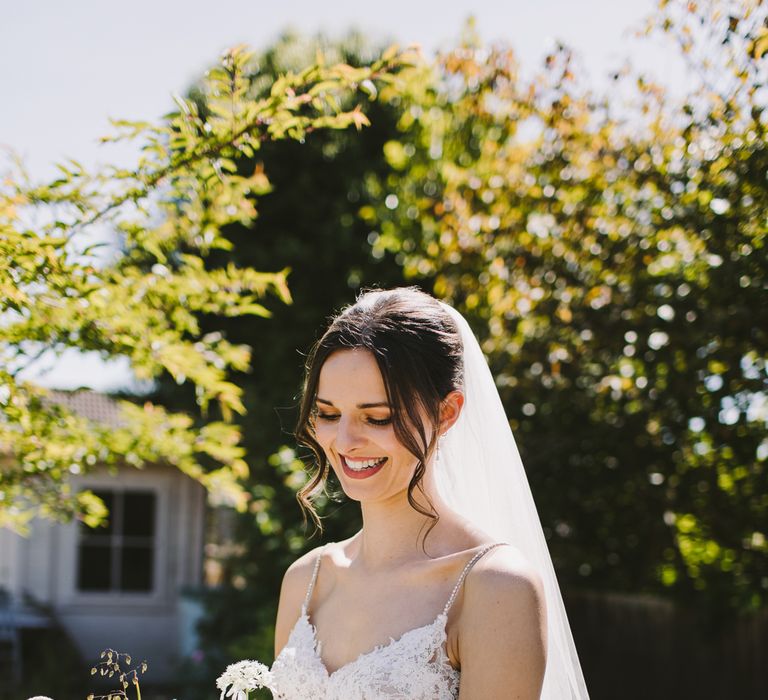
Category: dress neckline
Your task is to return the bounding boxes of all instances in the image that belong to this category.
[296,603,457,679]
[292,541,507,678]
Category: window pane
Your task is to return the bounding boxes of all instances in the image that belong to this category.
[123,492,155,538]
[79,490,114,536]
[120,546,153,591]
[78,544,112,591]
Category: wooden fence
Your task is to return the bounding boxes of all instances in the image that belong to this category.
[565,590,768,699]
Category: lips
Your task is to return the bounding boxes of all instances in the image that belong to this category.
[340,455,387,480]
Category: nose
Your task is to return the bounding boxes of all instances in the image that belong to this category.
[335,415,366,453]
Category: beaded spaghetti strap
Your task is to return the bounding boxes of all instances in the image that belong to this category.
[442,542,507,616]
[303,544,326,611]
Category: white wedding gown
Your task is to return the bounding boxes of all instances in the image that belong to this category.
[241,542,507,699]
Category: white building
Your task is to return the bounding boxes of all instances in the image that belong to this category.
[0,390,207,683]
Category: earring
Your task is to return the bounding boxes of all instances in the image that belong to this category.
[435,432,447,465]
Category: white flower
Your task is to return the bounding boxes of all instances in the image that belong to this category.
[216,660,274,700]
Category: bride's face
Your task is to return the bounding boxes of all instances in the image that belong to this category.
[314,348,427,502]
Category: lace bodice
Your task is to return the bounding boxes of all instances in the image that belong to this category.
[218,542,506,700]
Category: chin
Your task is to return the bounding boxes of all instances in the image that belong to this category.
[336,470,420,507]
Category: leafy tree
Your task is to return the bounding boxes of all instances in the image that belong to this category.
[161,11,766,690]
[364,1,767,615]
[0,44,414,531]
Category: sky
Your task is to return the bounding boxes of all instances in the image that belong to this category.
[2,0,685,392]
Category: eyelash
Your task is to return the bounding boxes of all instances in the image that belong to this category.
[315,413,392,426]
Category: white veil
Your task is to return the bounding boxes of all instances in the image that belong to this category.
[435,303,590,699]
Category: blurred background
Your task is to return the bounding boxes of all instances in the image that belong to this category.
[1,1,766,698]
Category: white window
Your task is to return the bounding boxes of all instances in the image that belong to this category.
[76,489,157,593]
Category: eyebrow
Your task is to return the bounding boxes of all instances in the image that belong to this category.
[316,398,391,409]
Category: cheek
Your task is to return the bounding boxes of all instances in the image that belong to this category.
[313,422,335,447]
[385,434,418,465]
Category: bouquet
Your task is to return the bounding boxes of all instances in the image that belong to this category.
[216,660,274,700]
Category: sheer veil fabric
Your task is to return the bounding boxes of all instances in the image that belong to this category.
[435,303,590,699]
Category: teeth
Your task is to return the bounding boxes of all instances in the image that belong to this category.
[345,457,385,471]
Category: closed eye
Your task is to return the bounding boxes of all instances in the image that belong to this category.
[315,413,392,426]
[316,413,340,422]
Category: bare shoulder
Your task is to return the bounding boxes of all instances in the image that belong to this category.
[462,544,546,635]
[457,545,547,699]
[283,543,327,591]
[467,544,545,603]
[273,543,327,657]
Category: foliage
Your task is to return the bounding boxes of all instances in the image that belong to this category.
[363,0,767,614]
[0,44,414,531]
[150,17,766,695]
[87,649,147,700]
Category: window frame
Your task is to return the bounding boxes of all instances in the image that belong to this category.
[58,469,171,608]
[76,489,157,594]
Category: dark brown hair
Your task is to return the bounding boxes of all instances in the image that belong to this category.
[295,287,464,541]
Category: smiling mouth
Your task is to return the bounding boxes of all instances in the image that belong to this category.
[339,455,388,481]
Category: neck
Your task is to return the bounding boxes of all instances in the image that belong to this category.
[351,465,451,570]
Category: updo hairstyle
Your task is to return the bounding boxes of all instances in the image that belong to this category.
[295,287,464,536]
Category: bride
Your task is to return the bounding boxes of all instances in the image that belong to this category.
[217,287,589,699]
